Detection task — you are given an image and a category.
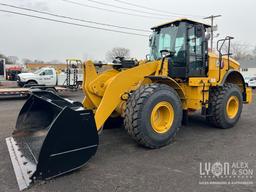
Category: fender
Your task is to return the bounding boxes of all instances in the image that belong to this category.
[26,79,38,84]
[145,76,187,108]
[220,69,246,101]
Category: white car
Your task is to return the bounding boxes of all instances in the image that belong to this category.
[248,77,256,88]
[244,76,252,85]
[17,67,83,87]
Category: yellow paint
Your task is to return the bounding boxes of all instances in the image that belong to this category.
[146,75,187,108]
[150,101,174,134]
[179,83,208,110]
[89,70,119,97]
[207,52,240,83]
[82,51,252,132]
[246,87,252,104]
[82,60,101,109]
[83,60,158,130]
[226,96,239,119]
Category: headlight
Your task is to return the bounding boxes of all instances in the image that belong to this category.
[19,77,26,81]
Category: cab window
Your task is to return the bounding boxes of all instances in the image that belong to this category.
[44,70,53,75]
[40,69,53,76]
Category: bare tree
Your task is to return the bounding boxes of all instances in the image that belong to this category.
[0,53,15,64]
[223,42,252,60]
[34,59,45,64]
[7,56,19,64]
[22,58,33,64]
[47,60,62,64]
[106,47,130,62]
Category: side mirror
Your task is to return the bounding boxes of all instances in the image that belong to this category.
[195,25,203,38]
[160,50,176,58]
[205,33,211,41]
[40,72,46,76]
[146,54,151,61]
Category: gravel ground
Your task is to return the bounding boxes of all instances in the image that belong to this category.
[0,90,255,192]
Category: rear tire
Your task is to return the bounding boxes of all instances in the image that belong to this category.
[124,83,182,149]
[207,83,243,129]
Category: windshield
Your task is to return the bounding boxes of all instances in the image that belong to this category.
[150,24,179,60]
[34,68,44,74]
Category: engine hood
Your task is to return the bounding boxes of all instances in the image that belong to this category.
[18,73,37,79]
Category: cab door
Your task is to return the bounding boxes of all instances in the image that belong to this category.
[40,69,55,85]
[187,24,207,77]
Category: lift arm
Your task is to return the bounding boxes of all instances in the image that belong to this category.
[82,60,158,130]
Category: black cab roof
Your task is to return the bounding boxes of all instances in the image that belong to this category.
[151,18,211,30]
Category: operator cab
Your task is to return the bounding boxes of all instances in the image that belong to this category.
[149,18,211,79]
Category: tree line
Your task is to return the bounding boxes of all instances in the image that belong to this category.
[223,42,256,61]
[0,53,62,65]
[1,43,256,66]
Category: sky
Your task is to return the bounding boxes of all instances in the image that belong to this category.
[0,0,255,63]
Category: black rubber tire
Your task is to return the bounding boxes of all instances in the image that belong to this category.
[27,80,37,85]
[124,83,182,149]
[207,83,243,129]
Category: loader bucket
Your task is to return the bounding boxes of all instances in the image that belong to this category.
[5,91,98,191]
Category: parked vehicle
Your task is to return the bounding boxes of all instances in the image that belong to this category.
[17,67,83,87]
[6,66,22,81]
[244,76,252,85]
[1,59,83,99]
[248,77,256,88]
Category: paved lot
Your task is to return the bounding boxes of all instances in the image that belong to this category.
[0,91,255,192]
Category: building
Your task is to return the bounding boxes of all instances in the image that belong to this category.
[239,58,256,78]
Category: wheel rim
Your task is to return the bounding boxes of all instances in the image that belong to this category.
[226,96,239,119]
[150,101,174,134]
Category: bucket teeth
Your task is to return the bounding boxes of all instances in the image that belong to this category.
[6,137,34,191]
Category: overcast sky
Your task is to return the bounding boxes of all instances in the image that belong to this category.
[0,0,255,62]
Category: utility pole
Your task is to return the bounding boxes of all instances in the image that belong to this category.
[204,15,222,51]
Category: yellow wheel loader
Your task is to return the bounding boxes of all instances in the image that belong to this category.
[6,18,252,190]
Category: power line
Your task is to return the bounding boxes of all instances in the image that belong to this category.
[0,3,150,32]
[113,0,205,18]
[0,9,149,37]
[86,0,171,18]
[60,0,167,20]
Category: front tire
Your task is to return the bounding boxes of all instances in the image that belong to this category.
[26,80,38,86]
[124,83,182,149]
[207,83,243,129]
